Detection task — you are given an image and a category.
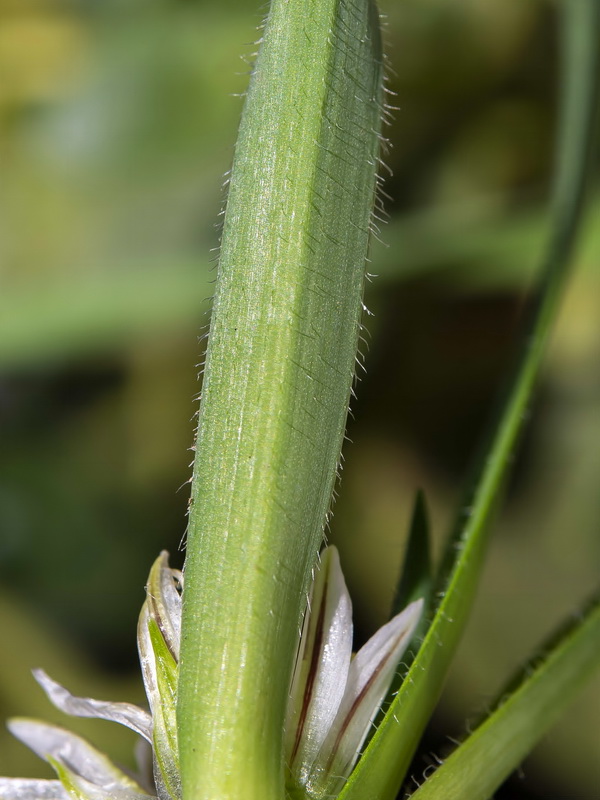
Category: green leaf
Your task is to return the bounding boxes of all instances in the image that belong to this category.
[391,490,432,618]
[407,593,600,800]
[177,0,384,797]
[338,0,600,798]
[372,490,431,725]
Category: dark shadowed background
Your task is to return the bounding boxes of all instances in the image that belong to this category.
[0,0,598,796]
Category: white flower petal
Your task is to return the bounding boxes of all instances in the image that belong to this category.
[7,719,149,796]
[285,546,353,787]
[0,779,68,800]
[32,670,152,743]
[137,604,158,717]
[309,597,424,796]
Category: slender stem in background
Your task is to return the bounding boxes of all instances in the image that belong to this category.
[442,0,600,566]
[339,0,600,797]
[177,0,384,797]
[431,0,600,605]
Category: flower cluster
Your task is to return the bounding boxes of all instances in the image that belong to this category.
[284,547,422,799]
[0,549,421,800]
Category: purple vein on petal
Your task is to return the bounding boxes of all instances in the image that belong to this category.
[291,569,329,765]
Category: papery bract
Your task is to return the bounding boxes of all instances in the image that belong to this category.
[0,553,182,800]
[1,549,420,800]
[285,546,423,799]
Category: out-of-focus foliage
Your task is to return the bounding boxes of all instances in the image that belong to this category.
[0,0,598,796]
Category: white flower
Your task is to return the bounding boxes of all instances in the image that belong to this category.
[0,553,181,800]
[285,547,423,799]
[1,548,421,800]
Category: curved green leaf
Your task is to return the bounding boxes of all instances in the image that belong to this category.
[339,0,600,797]
[391,490,432,619]
[407,593,600,800]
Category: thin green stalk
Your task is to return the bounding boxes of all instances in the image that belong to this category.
[340,0,600,797]
[177,0,384,798]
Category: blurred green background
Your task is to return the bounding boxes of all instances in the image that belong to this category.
[0,0,598,796]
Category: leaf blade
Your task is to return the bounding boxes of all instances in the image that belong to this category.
[391,489,432,619]
[338,0,600,797]
[407,594,600,800]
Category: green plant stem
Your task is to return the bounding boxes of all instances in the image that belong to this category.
[177,0,384,797]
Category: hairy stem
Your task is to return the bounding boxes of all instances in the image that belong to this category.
[177,0,384,797]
